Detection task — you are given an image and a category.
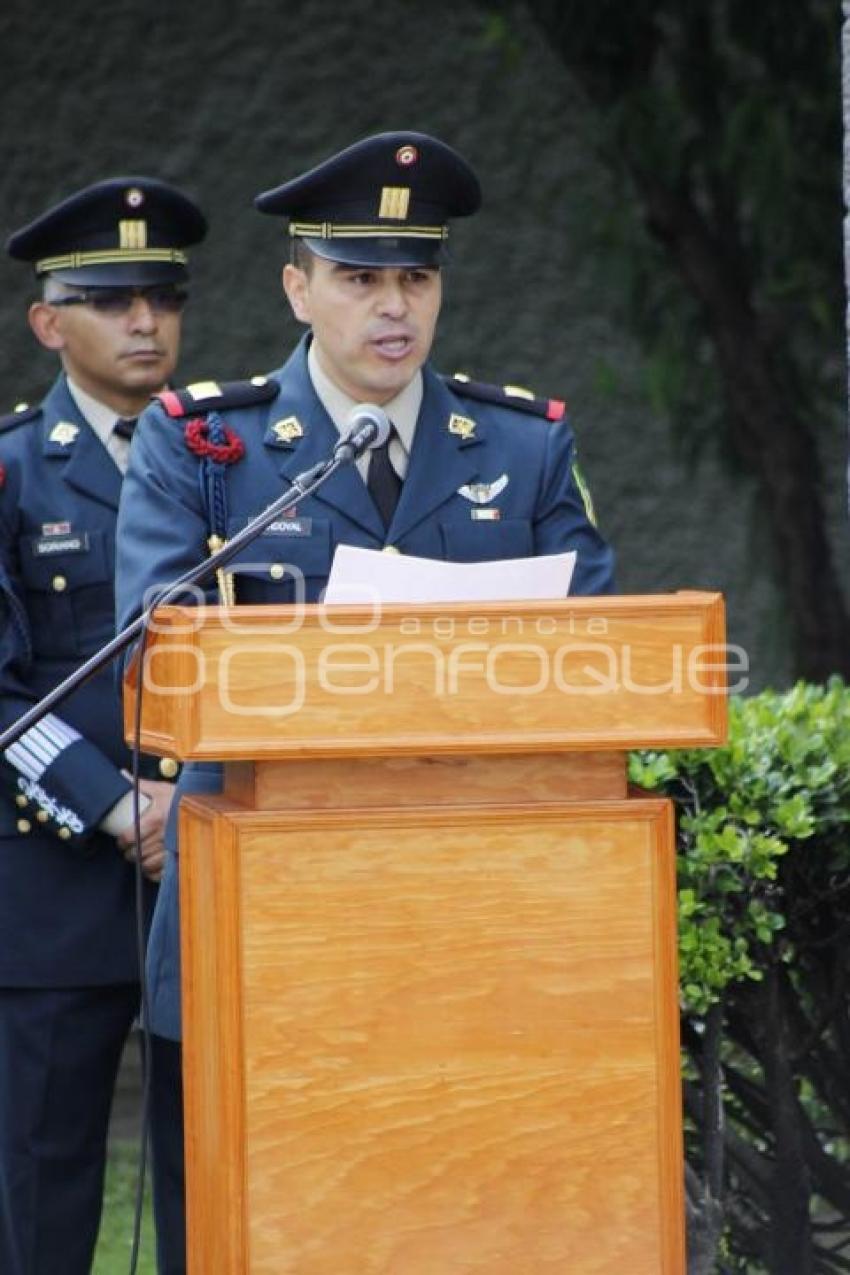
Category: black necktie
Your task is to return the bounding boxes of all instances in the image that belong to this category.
[367,425,402,527]
[113,416,138,440]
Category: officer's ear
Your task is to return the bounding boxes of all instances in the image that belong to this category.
[282,263,311,325]
[28,300,67,352]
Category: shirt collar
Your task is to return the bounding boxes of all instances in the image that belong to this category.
[65,378,119,451]
[307,340,422,476]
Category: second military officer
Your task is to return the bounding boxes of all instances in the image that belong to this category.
[0,176,206,1275]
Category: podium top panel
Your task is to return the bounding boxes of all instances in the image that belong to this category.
[124,593,729,760]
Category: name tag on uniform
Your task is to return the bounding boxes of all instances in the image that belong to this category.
[265,518,312,537]
[31,532,90,556]
[471,509,501,521]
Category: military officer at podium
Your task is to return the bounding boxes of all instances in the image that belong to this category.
[0,177,206,1275]
[114,129,616,1252]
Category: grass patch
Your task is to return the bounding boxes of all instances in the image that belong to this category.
[92,1139,156,1275]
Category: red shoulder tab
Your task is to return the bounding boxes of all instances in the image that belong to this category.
[157,390,185,418]
[155,377,280,418]
[444,374,566,422]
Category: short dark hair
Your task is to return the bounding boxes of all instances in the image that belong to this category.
[290,238,315,274]
[43,278,77,303]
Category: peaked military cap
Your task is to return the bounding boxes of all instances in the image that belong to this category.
[254,131,481,267]
[6,176,207,285]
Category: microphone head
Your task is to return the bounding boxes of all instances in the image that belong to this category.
[344,403,392,450]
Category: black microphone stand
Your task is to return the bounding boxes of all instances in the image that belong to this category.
[0,449,354,753]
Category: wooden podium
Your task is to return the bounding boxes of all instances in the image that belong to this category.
[128,592,727,1275]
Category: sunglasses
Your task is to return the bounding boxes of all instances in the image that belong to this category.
[50,286,189,315]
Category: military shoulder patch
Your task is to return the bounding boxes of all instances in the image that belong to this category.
[444,373,566,422]
[156,376,280,418]
[0,402,40,433]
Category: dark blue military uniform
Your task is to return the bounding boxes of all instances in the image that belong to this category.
[114,332,615,1041]
[0,377,182,1273]
[0,380,144,885]
[0,172,206,1275]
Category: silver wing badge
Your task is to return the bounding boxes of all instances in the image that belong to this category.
[457,474,509,504]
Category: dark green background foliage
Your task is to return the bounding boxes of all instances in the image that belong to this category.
[632,683,850,1274]
[1,0,848,687]
[484,0,850,679]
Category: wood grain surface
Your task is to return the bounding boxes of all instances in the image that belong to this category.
[129,594,727,759]
[181,796,683,1274]
[223,752,627,810]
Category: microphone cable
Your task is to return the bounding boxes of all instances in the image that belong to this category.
[127,618,155,1275]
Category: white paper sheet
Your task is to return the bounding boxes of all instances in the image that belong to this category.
[323,545,576,605]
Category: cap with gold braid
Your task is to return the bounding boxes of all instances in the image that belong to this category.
[6,176,207,285]
[254,131,481,268]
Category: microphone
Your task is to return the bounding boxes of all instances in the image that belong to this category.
[0,408,401,755]
[333,403,392,464]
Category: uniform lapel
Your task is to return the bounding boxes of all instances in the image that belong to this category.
[41,377,122,510]
[263,340,385,538]
[388,367,484,542]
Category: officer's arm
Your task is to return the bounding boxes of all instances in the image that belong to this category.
[0,524,132,849]
[533,416,616,596]
[114,400,214,683]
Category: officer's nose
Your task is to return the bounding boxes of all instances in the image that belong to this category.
[126,296,158,332]
[376,276,408,319]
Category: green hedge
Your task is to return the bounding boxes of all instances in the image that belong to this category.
[629,679,850,1273]
[630,678,850,1015]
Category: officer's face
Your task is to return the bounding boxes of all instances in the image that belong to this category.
[283,258,442,404]
[28,287,184,415]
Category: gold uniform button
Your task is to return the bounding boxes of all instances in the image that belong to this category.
[57,827,72,840]
[269,563,285,580]
[15,794,27,808]
[159,757,179,779]
[36,810,49,823]
[382,545,401,554]
[16,819,32,834]
[52,575,67,592]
